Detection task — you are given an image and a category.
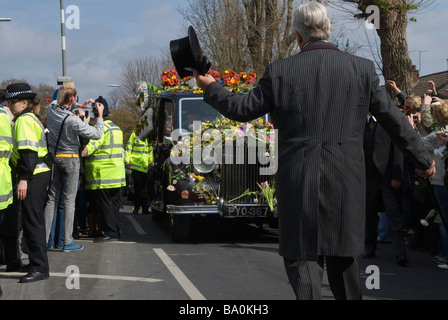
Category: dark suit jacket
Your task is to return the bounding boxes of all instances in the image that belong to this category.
[204,41,433,260]
[368,120,404,181]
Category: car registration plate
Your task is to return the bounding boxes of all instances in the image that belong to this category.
[226,205,270,217]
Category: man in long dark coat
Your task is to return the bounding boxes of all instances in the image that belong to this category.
[194,2,435,300]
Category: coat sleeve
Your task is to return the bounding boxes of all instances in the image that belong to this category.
[204,66,273,122]
[73,117,104,140]
[367,62,433,171]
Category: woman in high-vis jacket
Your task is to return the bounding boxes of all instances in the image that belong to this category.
[6,83,51,284]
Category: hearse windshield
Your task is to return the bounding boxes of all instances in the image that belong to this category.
[179,98,221,132]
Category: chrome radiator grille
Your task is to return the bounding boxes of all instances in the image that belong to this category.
[220,143,270,204]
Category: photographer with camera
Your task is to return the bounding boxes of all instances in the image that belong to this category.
[43,88,104,253]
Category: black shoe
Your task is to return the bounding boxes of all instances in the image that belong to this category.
[362,251,375,259]
[396,256,409,266]
[94,235,119,242]
[0,285,2,298]
[19,272,50,283]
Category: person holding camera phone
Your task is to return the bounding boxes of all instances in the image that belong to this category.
[43,88,105,253]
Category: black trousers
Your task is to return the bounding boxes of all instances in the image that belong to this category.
[365,172,406,258]
[131,170,149,214]
[0,195,22,270]
[284,256,362,300]
[21,171,51,273]
[91,188,121,238]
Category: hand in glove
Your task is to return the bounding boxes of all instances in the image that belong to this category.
[196,55,211,76]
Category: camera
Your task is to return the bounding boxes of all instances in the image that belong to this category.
[85,111,89,118]
[413,114,418,122]
[90,102,97,108]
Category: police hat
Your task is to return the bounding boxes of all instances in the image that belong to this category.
[5,83,37,100]
[93,96,109,117]
[170,26,211,79]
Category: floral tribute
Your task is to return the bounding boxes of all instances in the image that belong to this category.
[168,117,276,206]
[161,70,181,87]
[135,68,258,140]
[134,68,276,209]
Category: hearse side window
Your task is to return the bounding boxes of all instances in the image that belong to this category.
[157,98,175,143]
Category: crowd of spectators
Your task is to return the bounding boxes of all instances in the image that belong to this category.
[362,79,448,270]
[0,81,130,288]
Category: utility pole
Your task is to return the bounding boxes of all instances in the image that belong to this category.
[418,50,428,73]
[60,0,66,77]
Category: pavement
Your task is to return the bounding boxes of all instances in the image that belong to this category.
[357,240,448,300]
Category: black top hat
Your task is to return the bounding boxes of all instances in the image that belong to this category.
[93,96,109,117]
[5,83,37,100]
[170,26,211,79]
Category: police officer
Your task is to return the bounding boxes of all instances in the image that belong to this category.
[6,83,51,283]
[124,130,153,214]
[82,96,126,241]
[0,91,13,296]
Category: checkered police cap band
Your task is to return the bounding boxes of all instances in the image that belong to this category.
[5,90,33,99]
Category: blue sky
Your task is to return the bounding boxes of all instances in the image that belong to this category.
[0,1,447,102]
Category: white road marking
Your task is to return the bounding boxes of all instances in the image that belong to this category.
[153,248,206,300]
[0,272,163,283]
[126,215,147,235]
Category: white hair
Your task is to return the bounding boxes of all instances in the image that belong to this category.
[292,2,331,43]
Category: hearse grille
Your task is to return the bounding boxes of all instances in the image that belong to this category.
[220,142,270,204]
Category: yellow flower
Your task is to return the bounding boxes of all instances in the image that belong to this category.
[195,175,205,182]
[258,118,264,124]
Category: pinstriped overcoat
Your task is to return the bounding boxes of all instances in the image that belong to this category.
[204,41,433,261]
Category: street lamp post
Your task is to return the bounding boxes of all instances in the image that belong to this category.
[60,0,67,77]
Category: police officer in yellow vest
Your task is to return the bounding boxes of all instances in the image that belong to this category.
[124,130,153,214]
[0,92,13,297]
[6,83,51,283]
[0,93,13,211]
[82,96,126,241]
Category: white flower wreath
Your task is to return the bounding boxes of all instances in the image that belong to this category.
[138,107,154,140]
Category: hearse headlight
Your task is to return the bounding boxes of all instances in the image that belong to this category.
[193,147,216,173]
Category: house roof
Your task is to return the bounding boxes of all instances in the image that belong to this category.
[413,70,448,98]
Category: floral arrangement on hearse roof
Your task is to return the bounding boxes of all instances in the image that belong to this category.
[135,68,258,140]
[134,69,276,209]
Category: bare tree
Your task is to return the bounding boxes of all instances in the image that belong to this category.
[178,0,362,78]
[179,0,298,78]
[118,56,167,107]
[337,0,437,96]
[107,55,172,144]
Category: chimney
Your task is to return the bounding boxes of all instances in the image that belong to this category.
[412,65,419,84]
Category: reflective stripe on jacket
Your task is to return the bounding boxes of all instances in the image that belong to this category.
[84,120,126,190]
[11,112,50,175]
[0,107,13,210]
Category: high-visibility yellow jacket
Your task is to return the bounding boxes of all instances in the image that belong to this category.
[11,111,50,176]
[124,131,153,173]
[0,106,13,210]
[84,119,126,190]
